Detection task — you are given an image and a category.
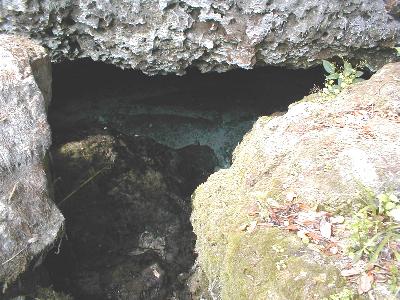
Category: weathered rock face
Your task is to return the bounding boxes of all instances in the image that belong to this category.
[0,35,64,287]
[191,62,400,299]
[47,127,217,299]
[1,1,399,74]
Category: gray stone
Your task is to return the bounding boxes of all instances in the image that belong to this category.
[0,35,64,288]
[1,1,399,74]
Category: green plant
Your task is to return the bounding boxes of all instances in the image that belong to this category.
[325,288,354,300]
[346,192,400,263]
[320,59,364,98]
[395,47,400,56]
[388,265,400,295]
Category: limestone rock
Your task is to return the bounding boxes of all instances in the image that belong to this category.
[191,62,400,299]
[0,35,64,288]
[1,1,399,74]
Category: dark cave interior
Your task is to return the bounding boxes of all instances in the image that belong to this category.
[7,61,327,300]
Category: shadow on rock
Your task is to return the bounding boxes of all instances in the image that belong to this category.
[45,127,218,300]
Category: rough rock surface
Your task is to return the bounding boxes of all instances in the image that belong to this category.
[47,127,217,299]
[0,35,64,287]
[191,62,400,299]
[1,1,399,74]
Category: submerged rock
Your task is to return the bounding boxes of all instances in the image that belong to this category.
[0,35,64,289]
[1,1,399,74]
[48,129,217,299]
[191,62,400,299]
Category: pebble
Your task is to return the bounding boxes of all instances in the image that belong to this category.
[330,215,345,224]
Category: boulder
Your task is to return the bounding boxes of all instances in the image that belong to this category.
[0,35,64,289]
[1,1,399,74]
[191,62,400,299]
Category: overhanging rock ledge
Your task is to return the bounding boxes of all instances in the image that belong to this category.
[1,1,399,74]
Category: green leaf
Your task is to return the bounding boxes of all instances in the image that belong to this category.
[394,249,400,262]
[385,201,396,211]
[354,249,365,261]
[355,71,364,77]
[389,194,399,203]
[322,60,336,74]
[378,193,390,203]
[386,224,400,231]
[353,78,365,83]
[394,47,400,56]
[344,61,353,73]
[326,73,339,80]
[370,234,392,263]
[343,68,353,77]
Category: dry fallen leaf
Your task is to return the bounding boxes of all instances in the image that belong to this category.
[248,202,260,216]
[153,269,161,278]
[247,220,258,233]
[358,272,373,294]
[319,218,332,239]
[330,215,345,224]
[329,246,339,255]
[297,230,308,239]
[239,223,249,231]
[341,267,363,277]
[297,211,318,223]
[266,198,280,207]
[286,192,297,201]
[306,231,323,241]
[298,202,311,210]
[251,191,269,201]
[286,224,299,231]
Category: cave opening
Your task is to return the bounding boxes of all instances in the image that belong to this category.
[43,60,325,299]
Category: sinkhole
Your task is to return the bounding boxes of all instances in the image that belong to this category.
[41,61,324,300]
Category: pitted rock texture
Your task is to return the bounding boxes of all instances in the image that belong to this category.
[0,35,64,287]
[191,62,400,299]
[1,1,399,74]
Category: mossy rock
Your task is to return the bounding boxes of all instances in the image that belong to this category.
[192,63,400,299]
[191,169,349,299]
[222,229,344,300]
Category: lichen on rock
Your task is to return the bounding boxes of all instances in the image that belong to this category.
[191,62,400,299]
[222,229,344,299]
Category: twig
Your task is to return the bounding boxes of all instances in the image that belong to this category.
[1,246,27,266]
[7,183,17,204]
[55,230,64,255]
[1,236,38,266]
[57,166,107,206]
